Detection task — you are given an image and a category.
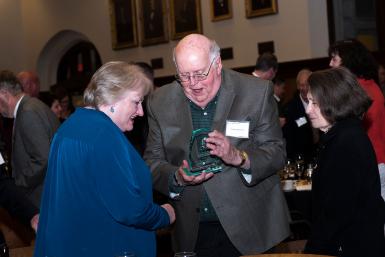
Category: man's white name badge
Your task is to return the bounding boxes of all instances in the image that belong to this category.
[225,120,250,138]
[295,117,307,127]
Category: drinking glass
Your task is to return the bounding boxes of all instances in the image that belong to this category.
[285,159,296,179]
[295,154,305,179]
[174,252,196,257]
[304,163,314,181]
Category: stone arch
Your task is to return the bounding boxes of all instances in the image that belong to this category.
[36,30,98,91]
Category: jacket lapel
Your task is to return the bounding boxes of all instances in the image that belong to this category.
[212,73,235,132]
[174,85,193,156]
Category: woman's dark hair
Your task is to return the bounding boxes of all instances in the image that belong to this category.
[39,91,59,108]
[50,84,75,112]
[308,67,372,124]
[328,39,379,82]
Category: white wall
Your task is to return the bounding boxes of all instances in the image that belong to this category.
[1,0,329,90]
[0,0,25,72]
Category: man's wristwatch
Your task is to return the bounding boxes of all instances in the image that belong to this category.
[238,150,248,167]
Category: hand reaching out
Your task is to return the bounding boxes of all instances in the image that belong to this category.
[174,160,214,186]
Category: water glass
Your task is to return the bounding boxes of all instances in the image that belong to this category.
[304,163,314,181]
[174,252,196,257]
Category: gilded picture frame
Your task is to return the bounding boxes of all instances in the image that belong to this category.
[109,0,138,50]
[169,0,202,40]
[138,0,169,46]
[211,0,233,21]
[245,0,278,18]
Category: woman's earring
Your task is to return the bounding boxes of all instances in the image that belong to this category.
[110,106,115,113]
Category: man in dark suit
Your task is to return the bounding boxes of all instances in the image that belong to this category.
[252,52,278,81]
[282,69,318,162]
[273,77,287,127]
[144,34,290,256]
[0,70,60,207]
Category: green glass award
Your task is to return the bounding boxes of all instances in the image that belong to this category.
[183,128,222,176]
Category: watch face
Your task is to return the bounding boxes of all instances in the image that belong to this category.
[241,151,247,162]
[240,151,247,165]
[185,128,222,176]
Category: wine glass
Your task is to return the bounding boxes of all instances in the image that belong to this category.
[295,154,305,179]
[174,252,196,257]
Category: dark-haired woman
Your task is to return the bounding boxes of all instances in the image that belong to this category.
[304,67,385,257]
[329,39,385,201]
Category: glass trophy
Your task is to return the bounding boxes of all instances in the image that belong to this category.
[183,128,222,176]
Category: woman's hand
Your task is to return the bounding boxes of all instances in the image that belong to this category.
[30,214,39,233]
[161,203,175,224]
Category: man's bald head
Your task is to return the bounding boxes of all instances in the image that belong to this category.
[173,34,219,69]
[172,34,222,108]
[17,71,40,97]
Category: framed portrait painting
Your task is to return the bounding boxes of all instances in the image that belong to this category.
[169,0,202,40]
[109,0,138,50]
[245,0,278,18]
[211,0,233,21]
[138,0,168,46]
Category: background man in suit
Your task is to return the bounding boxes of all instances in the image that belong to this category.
[144,34,290,256]
[253,53,285,127]
[282,69,318,163]
[273,77,287,127]
[17,71,40,98]
[0,70,60,207]
[252,52,278,80]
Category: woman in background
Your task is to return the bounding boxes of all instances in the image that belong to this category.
[50,84,75,121]
[304,67,385,257]
[39,92,63,120]
[329,39,385,201]
[34,61,175,257]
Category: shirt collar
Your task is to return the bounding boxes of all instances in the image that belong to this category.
[299,94,308,109]
[14,94,25,118]
[274,94,280,102]
[252,71,260,78]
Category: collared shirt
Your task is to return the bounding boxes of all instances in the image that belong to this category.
[189,94,219,222]
[169,93,220,222]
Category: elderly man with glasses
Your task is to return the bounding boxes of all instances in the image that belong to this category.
[144,34,290,257]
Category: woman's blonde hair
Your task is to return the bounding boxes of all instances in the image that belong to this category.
[84,61,153,108]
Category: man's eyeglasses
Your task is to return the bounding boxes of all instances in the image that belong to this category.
[175,57,216,83]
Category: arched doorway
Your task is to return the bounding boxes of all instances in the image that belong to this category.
[56,41,102,95]
[36,30,102,94]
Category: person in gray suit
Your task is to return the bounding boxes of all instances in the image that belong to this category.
[0,70,60,207]
[144,34,290,256]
